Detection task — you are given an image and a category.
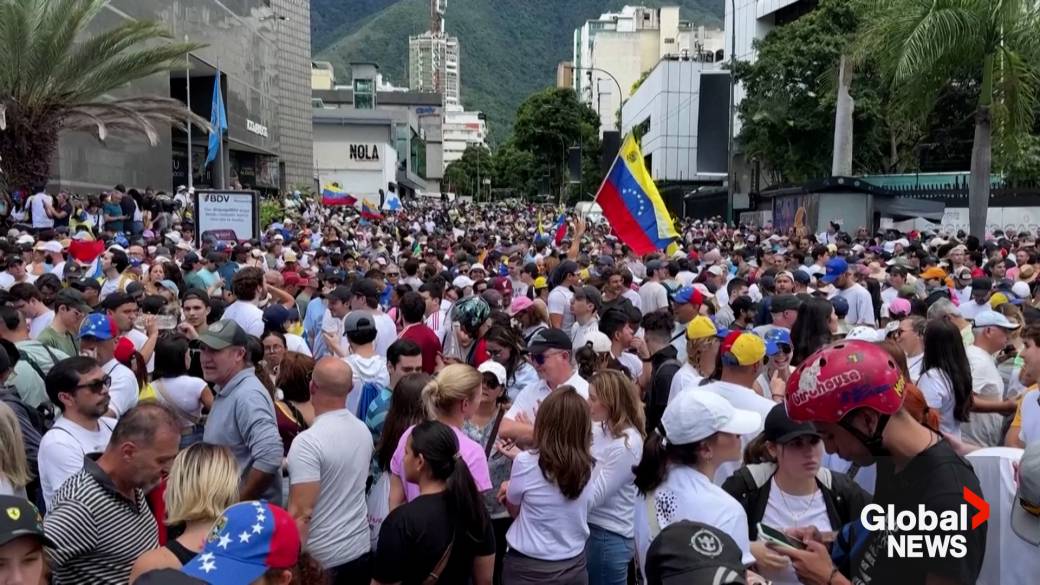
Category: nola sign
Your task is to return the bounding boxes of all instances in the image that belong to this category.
[345,143,383,170]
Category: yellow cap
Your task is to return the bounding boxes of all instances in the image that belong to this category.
[686,315,718,340]
[990,292,1009,309]
[534,276,548,290]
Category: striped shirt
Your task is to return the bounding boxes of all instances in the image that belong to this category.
[44,456,158,585]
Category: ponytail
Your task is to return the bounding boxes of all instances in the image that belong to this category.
[574,345,599,379]
[633,429,706,495]
[422,364,482,419]
[411,420,490,543]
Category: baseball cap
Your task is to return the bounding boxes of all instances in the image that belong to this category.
[792,269,812,285]
[973,310,1021,330]
[197,320,250,350]
[40,240,63,253]
[282,272,303,287]
[79,313,117,341]
[972,277,994,293]
[845,326,887,342]
[508,296,534,316]
[533,276,548,290]
[262,304,291,331]
[685,316,717,341]
[351,279,381,300]
[660,389,762,445]
[344,311,377,334]
[1013,281,1031,300]
[671,286,705,306]
[125,281,145,301]
[646,259,664,272]
[492,277,513,295]
[888,297,912,317]
[0,495,54,547]
[921,266,948,281]
[182,501,300,585]
[526,328,572,354]
[1012,442,1040,545]
[720,331,767,366]
[478,360,508,386]
[133,569,207,584]
[821,257,849,284]
[54,288,92,314]
[582,330,612,353]
[452,275,476,289]
[763,328,791,356]
[770,294,801,313]
[764,402,819,443]
[573,285,602,311]
[645,520,747,585]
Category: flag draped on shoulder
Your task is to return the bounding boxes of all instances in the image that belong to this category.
[594,134,678,255]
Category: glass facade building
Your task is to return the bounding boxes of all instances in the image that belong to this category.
[50,0,312,194]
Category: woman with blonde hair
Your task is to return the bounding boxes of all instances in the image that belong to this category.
[129,443,239,582]
[0,402,31,497]
[388,364,493,510]
[668,316,720,403]
[586,370,646,585]
[501,387,597,585]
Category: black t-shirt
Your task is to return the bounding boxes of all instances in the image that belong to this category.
[851,439,986,585]
[373,492,495,585]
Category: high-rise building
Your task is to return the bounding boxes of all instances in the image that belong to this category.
[442,111,487,166]
[409,33,461,109]
[573,5,724,134]
[272,0,314,190]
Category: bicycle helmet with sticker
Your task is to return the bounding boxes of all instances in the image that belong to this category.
[452,296,491,334]
[785,340,905,424]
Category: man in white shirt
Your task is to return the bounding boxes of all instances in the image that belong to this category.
[220,266,266,337]
[639,259,670,314]
[9,282,53,340]
[699,331,777,483]
[964,311,1021,447]
[287,357,373,580]
[895,315,926,381]
[958,278,994,321]
[569,286,600,350]
[822,258,875,326]
[37,355,116,508]
[0,256,35,290]
[349,278,397,356]
[500,328,588,446]
[548,261,580,330]
[420,278,450,344]
[28,187,56,231]
[104,292,158,371]
[78,313,138,418]
[599,307,647,383]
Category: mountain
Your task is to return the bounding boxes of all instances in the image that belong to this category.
[314,0,724,141]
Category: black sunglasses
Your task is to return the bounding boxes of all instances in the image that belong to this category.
[75,375,112,394]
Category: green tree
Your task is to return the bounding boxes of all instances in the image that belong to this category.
[493,141,539,199]
[443,145,493,199]
[859,0,1040,237]
[513,87,601,202]
[0,0,206,190]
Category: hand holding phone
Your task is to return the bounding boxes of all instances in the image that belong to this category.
[758,523,806,551]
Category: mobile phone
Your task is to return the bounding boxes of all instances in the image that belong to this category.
[757,523,806,551]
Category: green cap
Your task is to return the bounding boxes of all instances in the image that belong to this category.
[0,495,53,547]
[197,319,250,350]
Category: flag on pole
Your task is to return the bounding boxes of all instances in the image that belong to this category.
[594,134,678,255]
[206,71,227,166]
[361,200,383,220]
[552,212,567,245]
[321,183,357,207]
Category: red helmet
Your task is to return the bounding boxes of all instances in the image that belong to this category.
[785,340,905,423]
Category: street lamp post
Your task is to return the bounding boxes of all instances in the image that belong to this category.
[533,130,568,205]
[571,65,624,133]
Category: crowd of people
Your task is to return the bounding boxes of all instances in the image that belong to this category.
[1,184,1040,585]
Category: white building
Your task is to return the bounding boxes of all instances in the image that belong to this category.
[621,58,729,183]
[572,5,724,134]
[442,110,487,167]
[408,32,461,109]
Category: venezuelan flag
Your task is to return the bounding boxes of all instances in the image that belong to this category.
[321,183,357,207]
[361,199,383,220]
[552,213,567,245]
[594,134,678,255]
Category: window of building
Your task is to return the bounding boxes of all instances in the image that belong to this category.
[354,78,374,109]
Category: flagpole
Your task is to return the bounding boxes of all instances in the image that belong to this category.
[185,36,193,193]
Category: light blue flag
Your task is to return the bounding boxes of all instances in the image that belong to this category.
[207,71,227,165]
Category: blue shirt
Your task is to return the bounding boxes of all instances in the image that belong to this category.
[304,297,330,359]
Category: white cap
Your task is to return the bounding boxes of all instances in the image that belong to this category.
[452,275,475,289]
[660,390,762,445]
[40,241,63,253]
[581,330,612,353]
[691,283,715,299]
[706,265,725,277]
[478,360,508,386]
[974,310,1021,330]
[845,326,886,342]
[16,234,34,245]
[1012,281,1031,299]
[469,263,487,274]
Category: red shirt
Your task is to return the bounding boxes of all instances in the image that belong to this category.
[400,323,443,374]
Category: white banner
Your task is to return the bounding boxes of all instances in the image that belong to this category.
[194,190,259,244]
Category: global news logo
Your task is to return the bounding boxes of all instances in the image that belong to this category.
[860,487,989,559]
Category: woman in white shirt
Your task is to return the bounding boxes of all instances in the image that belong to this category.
[586,370,645,585]
[0,402,30,497]
[501,386,596,585]
[148,334,213,449]
[918,319,973,439]
[632,390,762,572]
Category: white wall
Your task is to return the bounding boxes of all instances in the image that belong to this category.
[313,123,396,197]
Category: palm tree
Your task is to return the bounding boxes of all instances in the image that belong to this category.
[858,0,1040,238]
[0,0,208,191]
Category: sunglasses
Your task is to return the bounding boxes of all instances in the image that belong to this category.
[75,375,112,394]
[387,272,400,277]
[529,350,564,365]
